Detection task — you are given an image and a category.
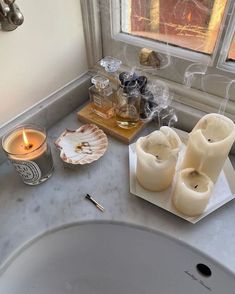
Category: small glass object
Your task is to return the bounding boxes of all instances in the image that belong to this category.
[2,124,54,185]
[100,56,122,106]
[119,71,137,87]
[115,80,141,129]
[89,75,115,119]
[140,89,155,120]
[100,56,122,75]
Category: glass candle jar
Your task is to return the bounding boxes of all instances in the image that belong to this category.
[2,124,54,185]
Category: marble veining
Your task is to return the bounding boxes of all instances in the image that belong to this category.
[0,109,235,273]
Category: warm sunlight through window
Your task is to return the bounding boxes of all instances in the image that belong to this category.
[121,0,228,54]
[228,34,235,61]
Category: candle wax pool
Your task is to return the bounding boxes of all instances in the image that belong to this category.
[3,129,46,160]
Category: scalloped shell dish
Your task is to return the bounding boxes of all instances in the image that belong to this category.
[55,124,108,165]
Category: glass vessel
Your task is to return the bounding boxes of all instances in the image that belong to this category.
[115,80,141,129]
[2,124,54,185]
[100,56,122,91]
[89,75,115,119]
[119,71,138,87]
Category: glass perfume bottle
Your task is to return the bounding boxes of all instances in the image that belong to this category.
[115,80,141,129]
[89,75,114,119]
[100,56,122,91]
[119,71,138,87]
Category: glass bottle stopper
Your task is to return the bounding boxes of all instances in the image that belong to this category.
[100,56,122,73]
[91,75,110,89]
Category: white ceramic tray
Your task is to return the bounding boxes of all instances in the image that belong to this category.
[129,129,235,224]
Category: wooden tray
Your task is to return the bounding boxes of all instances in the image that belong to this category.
[77,103,146,144]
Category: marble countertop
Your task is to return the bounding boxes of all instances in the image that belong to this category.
[0,110,235,273]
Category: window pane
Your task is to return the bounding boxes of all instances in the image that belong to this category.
[228,34,235,61]
[121,0,228,54]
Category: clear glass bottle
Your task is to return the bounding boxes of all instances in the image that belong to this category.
[89,75,114,119]
[119,71,137,87]
[115,80,141,129]
[100,56,122,91]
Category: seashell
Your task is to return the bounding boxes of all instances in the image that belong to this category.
[55,124,108,165]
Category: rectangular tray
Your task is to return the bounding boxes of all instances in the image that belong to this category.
[77,103,146,144]
[129,129,235,224]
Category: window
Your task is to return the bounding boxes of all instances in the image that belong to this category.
[108,0,235,85]
[90,0,235,119]
[121,0,228,55]
[110,0,235,65]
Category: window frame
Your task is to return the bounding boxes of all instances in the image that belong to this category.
[217,3,235,72]
[111,0,232,66]
[81,0,235,121]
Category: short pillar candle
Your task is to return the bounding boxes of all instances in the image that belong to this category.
[136,127,182,191]
[172,168,214,216]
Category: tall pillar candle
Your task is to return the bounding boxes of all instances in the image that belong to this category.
[136,127,182,191]
[172,168,214,216]
[2,124,54,185]
[182,113,235,182]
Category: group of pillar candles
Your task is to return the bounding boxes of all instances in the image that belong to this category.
[136,113,235,216]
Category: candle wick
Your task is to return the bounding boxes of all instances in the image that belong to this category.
[208,138,212,142]
[194,184,198,189]
[24,143,33,150]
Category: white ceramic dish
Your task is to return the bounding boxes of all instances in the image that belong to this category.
[55,124,108,165]
[129,129,235,224]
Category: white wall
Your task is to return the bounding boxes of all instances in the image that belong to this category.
[0,0,88,125]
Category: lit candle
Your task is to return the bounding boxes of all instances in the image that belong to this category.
[172,168,214,216]
[136,127,182,191]
[2,124,54,185]
[182,113,235,182]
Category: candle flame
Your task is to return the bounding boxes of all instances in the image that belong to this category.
[22,130,31,149]
[187,12,192,22]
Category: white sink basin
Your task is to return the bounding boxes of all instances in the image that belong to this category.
[0,222,234,293]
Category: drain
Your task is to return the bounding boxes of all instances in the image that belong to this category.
[196,263,212,277]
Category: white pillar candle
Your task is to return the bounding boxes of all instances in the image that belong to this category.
[136,127,182,191]
[172,168,214,216]
[182,113,235,182]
